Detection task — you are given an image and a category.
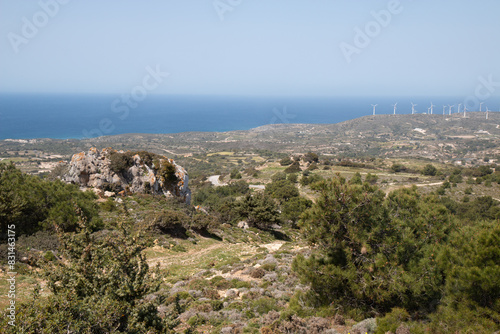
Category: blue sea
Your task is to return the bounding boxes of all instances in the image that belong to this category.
[1,94,499,140]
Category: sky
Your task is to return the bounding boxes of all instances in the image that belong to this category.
[0,0,499,97]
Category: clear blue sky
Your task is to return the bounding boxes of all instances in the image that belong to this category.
[0,0,499,97]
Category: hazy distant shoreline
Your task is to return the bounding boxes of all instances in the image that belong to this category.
[1,94,498,140]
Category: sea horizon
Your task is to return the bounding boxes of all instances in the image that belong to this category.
[1,93,499,140]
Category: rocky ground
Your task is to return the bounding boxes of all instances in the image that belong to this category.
[136,221,385,334]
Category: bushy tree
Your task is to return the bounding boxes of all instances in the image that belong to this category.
[109,152,133,174]
[287,173,298,183]
[349,172,362,185]
[391,163,407,173]
[265,179,300,203]
[306,163,319,171]
[455,196,500,221]
[284,161,301,174]
[426,221,500,333]
[422,164,437,176]
[475,165,493,177]
[279,157,293,166]
[364,173,378,184]
[159,160,179,185]
[230,168,242,179]
[271,172,287,182]
[293,176,453,316]
[441,221,500,311]
[1,210,176,333]
[0,163,101,237]
[300,173,323,187]
[234,193,280,229]
[281,197,312,223]
[303,152,319,163]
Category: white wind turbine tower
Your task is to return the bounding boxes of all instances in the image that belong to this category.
[371,104,378,116]
[480,102,484,112]
[448,105,453,115]
[486,106,490,120]
[457,103,462,115]
[411,102,417,114]
[430,102,435,115]
[463,105,467,117]
[392,103,397,115]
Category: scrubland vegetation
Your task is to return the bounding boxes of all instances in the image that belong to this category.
[1,146,500,333]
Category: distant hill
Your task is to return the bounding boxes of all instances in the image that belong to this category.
[1,112,499,163]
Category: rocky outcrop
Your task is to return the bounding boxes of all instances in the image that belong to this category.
[62,147,191,203]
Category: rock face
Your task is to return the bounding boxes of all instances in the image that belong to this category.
[62,147,191,203]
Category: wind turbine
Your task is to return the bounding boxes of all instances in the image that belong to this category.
[480,102,484,112]
[448,105,453,115]
[392,103,397,115]
[411,102,417,115]
[486,107,490,120]
[371,104,378,116]
[457,103,462,115]
[442,105,446,115]
[430,102,435,115]
[463,105,467,118]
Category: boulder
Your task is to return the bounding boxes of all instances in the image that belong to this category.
[62,148,191,203]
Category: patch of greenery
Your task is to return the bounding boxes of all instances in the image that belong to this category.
[0,215,177,333]
[0,163,101,237]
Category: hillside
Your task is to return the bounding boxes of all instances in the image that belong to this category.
[2,113,499,176]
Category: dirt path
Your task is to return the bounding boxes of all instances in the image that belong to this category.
[147,239,287,270]
[384,181,443,194]
[260,241,285,252]
[249,185,265,190]
[208,175,228,187]
[147,242,230,268]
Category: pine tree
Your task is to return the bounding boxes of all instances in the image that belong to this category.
[1,206,177,333]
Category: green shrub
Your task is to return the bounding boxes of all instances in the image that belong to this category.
[0,163,102,236]
[422,164,437,176]
[234,193,280,229]
[231,279,252,289]
[210,276,231,289]
[0,217,175,333]
[261,262,277,271]
[281,197,313,223]
[280,157,293,166]
[230,168,242,179]
[271,172,287,182]
[349,172,363,185]
[145,209,189,236]
[375,307,410,334]
[306,163,319,171]
[159,160,179,185]
[265,180,299,203]
[43,250,56,262]
[300,173,324,186]
[252,297,279,314]
[364,173,378,184]
[187,315,206,327]
[109,152,133,173]
[287,173,298,183]
[303,152,319,163]
[391,163,407,173]
[284,161,301,174]
[100,197,116,212]
[449,174,463,183]
[294,177,452,316]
